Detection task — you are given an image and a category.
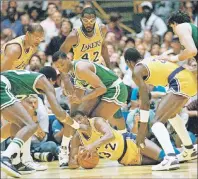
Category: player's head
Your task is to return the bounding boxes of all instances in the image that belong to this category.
[81,7,96,33]
[124,48,142,69]
[168,11,191,32]
[71,111,89,125]
[52,51,71,73]
[26,24,44,47]
[39,66,57,85]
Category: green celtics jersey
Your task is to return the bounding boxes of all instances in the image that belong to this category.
[73,61,119,89]
[190,23,198,49]
[1,70,43,99]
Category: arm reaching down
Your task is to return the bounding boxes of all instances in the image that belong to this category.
[132,64,150,148]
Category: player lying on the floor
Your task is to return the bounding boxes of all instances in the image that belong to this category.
[68,111,182,169]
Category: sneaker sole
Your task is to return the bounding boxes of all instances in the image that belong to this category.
[19,170,36,175]
[152,164,180,171]
[1,162,21,178]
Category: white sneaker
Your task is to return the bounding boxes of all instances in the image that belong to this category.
[58,146,69,169]
[24,155,47,171]
[152,156,180,171]
[177,145,197,163]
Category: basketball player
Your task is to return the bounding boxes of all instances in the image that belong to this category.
[68,111,182,169]
[124,48,197,171]
[1,67,85,178]
[60,7,110,67]
[0,24,47,172]
[59,7,112,167]
[159,11,198,63]
[52,51,128,167]
[1,24,44,71]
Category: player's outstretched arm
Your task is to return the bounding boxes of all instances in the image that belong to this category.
[59,30,78,54]
[133,65,150,148]
[76,64,107,102]
[101,24,111,69]
[81,117,115,153]
[1,44,21,71]
[69,132,82,169]
[35,76,80,129]
[175,24,197,61]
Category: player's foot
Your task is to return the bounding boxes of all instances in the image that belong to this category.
[24,160,48,171]
[59,146,69,169]
[1,156,21,178]
[152,156,180,171]
[177,145,197,163]
[14,162,36,175]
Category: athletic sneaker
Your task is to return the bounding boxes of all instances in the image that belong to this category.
[59,146,69,168]
[152,156,180,171]
[1,156,21,178]
[14,162,36,175]
[24,160,48,171]
[177,145,197,163]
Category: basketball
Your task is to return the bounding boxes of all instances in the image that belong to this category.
[78,150,99,169]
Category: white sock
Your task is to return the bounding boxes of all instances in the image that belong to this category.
[2,138,24,158]
[169,114,193,148]
[61,135,72,149]
[21,137,32,163]
[151,122,175,155]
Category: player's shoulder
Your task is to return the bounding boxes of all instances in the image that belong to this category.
[99,23,107,35]
[176,23,191,32]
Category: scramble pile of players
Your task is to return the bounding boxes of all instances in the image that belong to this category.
[1,5,197,178]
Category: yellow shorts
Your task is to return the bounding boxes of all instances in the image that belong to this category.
[118,133,142,166]
[168,67,197,98]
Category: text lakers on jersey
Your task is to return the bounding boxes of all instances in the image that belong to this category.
[73,23,104,63]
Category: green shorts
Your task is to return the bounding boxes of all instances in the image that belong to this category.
[102,82,128,106]
[1,76,18,110]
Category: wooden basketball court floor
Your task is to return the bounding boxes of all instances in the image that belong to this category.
[2,159,197,178]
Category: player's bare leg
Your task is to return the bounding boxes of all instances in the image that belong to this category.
[1,102,38,177]
[150,92,196,171]
[90,100,126,130]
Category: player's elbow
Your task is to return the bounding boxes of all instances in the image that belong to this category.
[189,48,198,57]
[99,86,107,95]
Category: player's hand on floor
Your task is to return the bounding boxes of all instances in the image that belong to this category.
[69,155,79,169]
[136,122,148,149]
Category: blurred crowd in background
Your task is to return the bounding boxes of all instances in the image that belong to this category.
[1,0,198,161]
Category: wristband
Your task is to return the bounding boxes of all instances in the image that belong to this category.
[71,121,80,129]
[140,110,149,123]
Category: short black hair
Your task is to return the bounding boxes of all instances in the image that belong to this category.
[168,10,191,25]
[126,37,135,45]
[39,66,57,81]
[27,24,44,34]
[124,48,142,63]
[71,111,85,118]
[52,51,67,62]
[81,7,96,17]
[48,3,58,11]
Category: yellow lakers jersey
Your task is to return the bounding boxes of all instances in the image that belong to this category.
[1,35,35,70]
[78,118,124,160]
[73,23,104,64]
[137,57,181,87]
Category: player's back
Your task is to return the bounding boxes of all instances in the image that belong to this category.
[137,57,182,86]
[1,70,43,98]
[78,117,124,160]
[1,36,35,70]
[73,23,104,63]
[73,60,119,89]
